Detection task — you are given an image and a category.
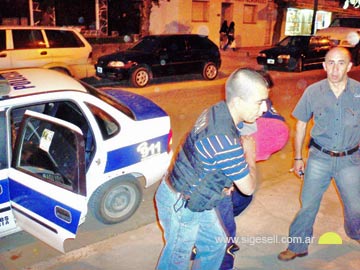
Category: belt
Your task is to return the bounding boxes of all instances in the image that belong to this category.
[310,139,359,157]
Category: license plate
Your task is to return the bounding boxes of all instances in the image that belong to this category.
[97,66,103,73]
[267,59,275,64]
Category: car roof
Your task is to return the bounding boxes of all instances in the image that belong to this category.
[143,34,209,39]
[0,68,86,99]
[0,25,80,31]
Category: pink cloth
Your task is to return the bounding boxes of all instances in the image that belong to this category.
[253,117,290,161]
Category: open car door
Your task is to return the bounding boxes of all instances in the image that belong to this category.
[0,109,18,237]
[9,110,86,252]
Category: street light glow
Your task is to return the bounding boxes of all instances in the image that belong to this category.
[343,0,360,9]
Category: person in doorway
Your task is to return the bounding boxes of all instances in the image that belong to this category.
[278,47,360,261]
[223,21,235,51]
[219,20,229,50]
[155,68,269,270]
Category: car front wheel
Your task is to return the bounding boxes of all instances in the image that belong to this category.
[294,58,303,72]
[131,67,150,87]
[202,62,218,80]
[89,179,143,224]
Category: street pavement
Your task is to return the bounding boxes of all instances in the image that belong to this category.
[21,141,360,270]
[4,47,360,270]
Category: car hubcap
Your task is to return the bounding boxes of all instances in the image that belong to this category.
[136,71,148,86]
[105,185,136,218]
[206,65,217,78]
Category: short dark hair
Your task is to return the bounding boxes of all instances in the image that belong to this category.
[225,68,271,101]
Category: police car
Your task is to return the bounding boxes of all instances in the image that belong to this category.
[0,68,172,252]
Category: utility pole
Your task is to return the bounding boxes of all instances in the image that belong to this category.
[311,0,318,35]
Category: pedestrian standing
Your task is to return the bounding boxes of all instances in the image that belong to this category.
[278,46,360,261]
[223,21,235,51]
[219,20,229,50]
[155,68,269,270]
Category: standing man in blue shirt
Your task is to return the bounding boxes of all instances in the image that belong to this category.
[155,68,269,270]
[278,47,360,261]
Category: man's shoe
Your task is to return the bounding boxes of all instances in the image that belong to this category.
[278,249,308,261]
[230,243,240,253]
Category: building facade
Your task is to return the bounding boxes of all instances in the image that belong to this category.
[150,0,275,48]
[149,0,360,48]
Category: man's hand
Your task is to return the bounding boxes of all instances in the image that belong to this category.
[293,159,305,179]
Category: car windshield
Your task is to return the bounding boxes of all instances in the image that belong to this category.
[128,36,161,53]
[330,18,360,28]
[278,36,308,47]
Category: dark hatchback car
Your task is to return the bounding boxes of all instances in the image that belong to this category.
[95,34,221,87]
[257,35,333,72]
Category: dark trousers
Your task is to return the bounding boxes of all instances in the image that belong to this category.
[218,188,253,270]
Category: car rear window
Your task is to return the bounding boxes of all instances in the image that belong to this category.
[45,30,85,48]
[0,30,5,51]
[13,30,46,49]
[330,18,360,28]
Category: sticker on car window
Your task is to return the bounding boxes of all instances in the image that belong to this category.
[39,128,54,152]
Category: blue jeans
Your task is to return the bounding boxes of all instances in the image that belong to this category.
[218,190,253,270]
[288,147,360,253]
[155,179,227,270]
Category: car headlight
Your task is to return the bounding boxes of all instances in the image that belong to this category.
[107,61,125,68]
[277,54,290,63]
[258,53,267,57]
[278,54,290,60]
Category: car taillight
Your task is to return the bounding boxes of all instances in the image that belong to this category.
[167,129,173,153]
[88,51,93,63]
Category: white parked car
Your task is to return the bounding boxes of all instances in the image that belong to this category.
[0,26,95,78]
[0,68,172,252]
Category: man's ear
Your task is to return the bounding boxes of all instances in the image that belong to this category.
[322,62,327,71]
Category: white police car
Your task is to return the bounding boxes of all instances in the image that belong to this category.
[0,68,172,252]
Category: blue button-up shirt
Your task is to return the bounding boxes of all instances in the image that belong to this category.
[293,78,360,151]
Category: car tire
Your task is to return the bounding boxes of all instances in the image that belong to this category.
[51,67,71,76]
[202,62,218,80]
[294,58,303,72]
[89,178,143,224]
[130,67,150,87]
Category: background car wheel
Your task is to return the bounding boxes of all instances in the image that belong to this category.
[294,58,303,72]
[51,67,71,76]
[131,67,150,87]
[202,62,218,80]
[89,179,143,224]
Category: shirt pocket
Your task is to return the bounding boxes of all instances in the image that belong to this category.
[344,108,360,128]
[312,107,329,136]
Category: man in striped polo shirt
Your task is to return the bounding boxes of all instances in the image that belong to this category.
[155,68,269,270]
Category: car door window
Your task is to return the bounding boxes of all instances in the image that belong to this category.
[0,30,6,51]
[14,115,80,191]
[86,103,119,139]
[163,37,186,53]
[11,101,94,170]
[12,30,46,49]
[45,30,84,48]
